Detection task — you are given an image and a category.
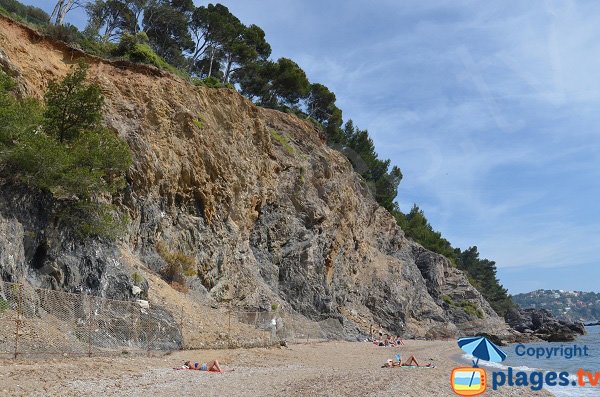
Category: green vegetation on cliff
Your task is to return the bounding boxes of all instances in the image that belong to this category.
[394,205,456,261]
[1,1,512,315]
[0,0,48,26]
[395,205,513,316]
[455,247,513,316]
[0,64,131,239]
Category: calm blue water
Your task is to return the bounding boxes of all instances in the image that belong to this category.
[503,326,600,374]
[503,326,600,397]
[462,326,600,397]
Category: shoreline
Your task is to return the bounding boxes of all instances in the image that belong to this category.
[0,340,552,396]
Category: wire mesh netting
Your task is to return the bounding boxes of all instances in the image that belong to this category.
[0,280,330,357]
[0,281,181,357]
[234,310,328,344]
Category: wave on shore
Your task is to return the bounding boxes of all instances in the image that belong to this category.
[461,354,597,397]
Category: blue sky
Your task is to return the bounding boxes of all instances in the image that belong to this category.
[25,1,600,293]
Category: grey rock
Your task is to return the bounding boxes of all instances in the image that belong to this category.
[0,20,520,343]
[505,307,585,342]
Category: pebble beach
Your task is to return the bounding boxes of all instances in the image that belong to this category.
[0,340,552,396]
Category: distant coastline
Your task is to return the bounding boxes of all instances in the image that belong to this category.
[513,289,600,322]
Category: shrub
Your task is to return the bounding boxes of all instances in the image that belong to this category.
[200,76,222,88]
[113,33,184,77]
[0,71,43,147]
[0,297,9,313]
[192,77,236,90]
[131,272,144,285]
[57,202,128,239]
[78,37,117,59]
[128,43,161,65]
[0,0,49,26]
[156,242,196,290]
[114,32,150,54]
[192,114,205,129]
[460,301,484,319]
[442,295,453,306]
[43,23,82,45]
[270,130,294,155]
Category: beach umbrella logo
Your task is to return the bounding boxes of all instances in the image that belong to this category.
[458,336,507,367]
[450,336,507,396]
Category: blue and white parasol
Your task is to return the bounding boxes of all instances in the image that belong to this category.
[458,336,507,386]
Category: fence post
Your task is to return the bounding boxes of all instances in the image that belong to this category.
[13,284,23,359]
[87,296,93,357]
[145,314,153,357]
[132,304,139,349]
[179,305,184,348]
[145,314,150,356]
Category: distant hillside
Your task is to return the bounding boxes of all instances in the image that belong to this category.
[513,290,600,322]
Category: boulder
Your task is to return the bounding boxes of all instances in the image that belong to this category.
[136,299,150,309]
[505,307,585,342]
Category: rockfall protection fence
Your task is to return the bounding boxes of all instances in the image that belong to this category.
[0,281,181,358]
[232,309,330,346]
[0,281,329,357]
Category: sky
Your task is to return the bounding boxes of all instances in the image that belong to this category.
[24,1,600,294]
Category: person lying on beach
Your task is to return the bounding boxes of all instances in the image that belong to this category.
[382,355,433,368]
[373,335,394,346]
[183,360,223,372]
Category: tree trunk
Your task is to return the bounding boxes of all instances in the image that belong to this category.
[223,55,233,84]
[50,0,63,24]
[53,0,76,25]
[207,48,215,78]
[187,40,207,74]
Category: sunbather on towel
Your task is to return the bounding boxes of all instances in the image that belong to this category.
[183,360,223,372]
[382,355,433,368]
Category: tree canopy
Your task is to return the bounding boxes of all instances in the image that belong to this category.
[455,246,513,316]
[43,63,104,143]
[394,205,514,315]
[142,0,194,67]
[0,64,131,238]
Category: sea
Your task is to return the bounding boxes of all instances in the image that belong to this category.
[461,326,600,397]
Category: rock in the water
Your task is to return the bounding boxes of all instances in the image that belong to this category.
[505,308,585,342]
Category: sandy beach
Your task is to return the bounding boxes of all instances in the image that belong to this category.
[0,340,551,396]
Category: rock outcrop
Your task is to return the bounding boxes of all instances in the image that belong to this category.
[505,307,586,342]
[0,15,513,340]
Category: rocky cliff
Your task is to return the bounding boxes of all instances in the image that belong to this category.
[0,15,512,340]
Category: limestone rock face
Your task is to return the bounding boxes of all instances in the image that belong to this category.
[0,16,512,339]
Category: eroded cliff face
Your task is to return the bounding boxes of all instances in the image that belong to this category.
[0,16,510,339]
